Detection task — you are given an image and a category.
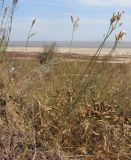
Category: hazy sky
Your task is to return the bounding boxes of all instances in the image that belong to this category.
[9,0,131,41]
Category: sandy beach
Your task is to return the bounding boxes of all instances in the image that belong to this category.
[7,47,131,63]
[7,47,131,55]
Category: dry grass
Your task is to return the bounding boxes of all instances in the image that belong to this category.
[0,1,131,159]
[0,59,131,160]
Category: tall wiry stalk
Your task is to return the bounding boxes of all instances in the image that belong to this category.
[66,31,126,115]
[0,0,18,62]
[73,12,124,95]
[0,6,8,48]
[65,11,125,109]
[57,11,126,135]
[69,15,79,57]
[26,18,36,50]
[67,15,79,72]
[6,0,18,46]
[25,18,36,67]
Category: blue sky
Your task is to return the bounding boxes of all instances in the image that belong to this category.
[8,0,131,41]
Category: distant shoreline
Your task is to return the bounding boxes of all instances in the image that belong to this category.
[8,41,131,48]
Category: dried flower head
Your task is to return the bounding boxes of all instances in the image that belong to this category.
[115,30,126,41]
[71,14,79,31]
[110,11,124,25]
[31,19,36,28]
[116,11,124,21]
[110,13,117,25]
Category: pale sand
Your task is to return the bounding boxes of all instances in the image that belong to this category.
[7,47,131,55]
[7,47,131,63]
